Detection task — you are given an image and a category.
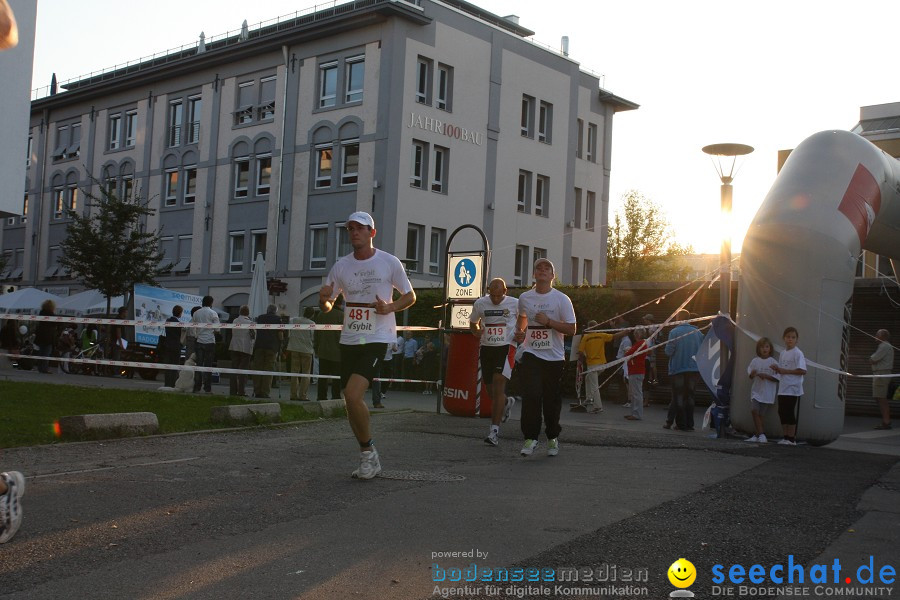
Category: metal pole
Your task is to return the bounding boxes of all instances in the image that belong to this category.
[720,181,733,319]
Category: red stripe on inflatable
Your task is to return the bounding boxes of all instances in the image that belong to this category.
[838,163,881,245]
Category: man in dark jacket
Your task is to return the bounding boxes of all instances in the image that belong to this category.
[252,304,283,398]
[163,305,184,387]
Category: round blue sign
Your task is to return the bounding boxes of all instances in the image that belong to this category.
[454,258,477,288]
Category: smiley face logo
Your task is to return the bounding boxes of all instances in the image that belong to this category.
[668,558,696,588]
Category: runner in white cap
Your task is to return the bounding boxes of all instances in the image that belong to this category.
[319,212,416,479]
[513,258,576,457]
[470,277,519,446]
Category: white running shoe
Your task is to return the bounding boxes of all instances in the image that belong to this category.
[520,439,538,456]
[502,396,516,423]
[745,435,759,443]
[777,438,795,446]
[351,448,382,479]
[757,434,767,443]
[547,438,559,457]
[484,431,499,446]
[0,471,25,544]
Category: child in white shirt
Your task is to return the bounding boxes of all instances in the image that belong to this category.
[746,337,779,443]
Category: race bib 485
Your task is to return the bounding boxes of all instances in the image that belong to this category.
[526,326,552,351]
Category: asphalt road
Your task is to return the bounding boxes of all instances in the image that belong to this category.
[2,402,898,600]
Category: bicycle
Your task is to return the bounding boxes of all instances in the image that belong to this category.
[68,343,106,376]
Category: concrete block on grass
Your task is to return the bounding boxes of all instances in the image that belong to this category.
[210,402,281,425]
[58,412,159,439]
[299,399,346,417]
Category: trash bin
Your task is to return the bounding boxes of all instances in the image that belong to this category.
[442,332,492,418]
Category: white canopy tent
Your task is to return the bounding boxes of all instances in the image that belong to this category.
[0,288,62,315]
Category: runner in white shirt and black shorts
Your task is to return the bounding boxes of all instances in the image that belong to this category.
[514,258,576,457]
[319,212,416,479]
[470,278,519,447]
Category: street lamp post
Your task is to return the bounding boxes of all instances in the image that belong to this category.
[701,143,754,320]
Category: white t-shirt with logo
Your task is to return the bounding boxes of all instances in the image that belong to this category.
[517,287,576,361]
[469,294,519,346]
[325,249,413,345]
[777,346,806,396]
[747,356,779,404]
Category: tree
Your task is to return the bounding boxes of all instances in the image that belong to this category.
[606,190,693,282]
[59,181,163,315]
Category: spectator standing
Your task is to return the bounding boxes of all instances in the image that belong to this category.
[392,333,405,385]
[191,296,220,394]
[745,337,779,442]
[371,342,395,408]
[162,305,184,388]
[871,329,895,430]
[772,326,806,445]
[664,310,703,431]
[35,299,58,374]
[624,328,649,420]
[578,320,614,411]
[252,304,283,398]
[314,300,344,400]
[0,319,18,369]
[287,307,316,401]
[228,305,254,396]
[402,331,418,390]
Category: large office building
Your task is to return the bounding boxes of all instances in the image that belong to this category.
[0,0,637,314]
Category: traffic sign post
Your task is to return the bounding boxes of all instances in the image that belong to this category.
[440,225,490,415]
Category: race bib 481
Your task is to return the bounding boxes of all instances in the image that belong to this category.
[345,303,376,333]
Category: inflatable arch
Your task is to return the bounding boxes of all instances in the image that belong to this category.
[732,130,900,444]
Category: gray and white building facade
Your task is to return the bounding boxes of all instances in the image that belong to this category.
[1,0,637,313]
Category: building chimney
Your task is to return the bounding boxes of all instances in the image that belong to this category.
[502,14,519,25]
[561,36,569,56]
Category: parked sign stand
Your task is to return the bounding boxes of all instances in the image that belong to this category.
[440,225,490,414]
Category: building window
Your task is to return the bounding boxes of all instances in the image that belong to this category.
[157,236,174,273]
[583,259,593,285]
[21,195,28,224]
[187,95,201,143]
[538,101,552,143]
[173,235,192,273]
[319,61,338,108]
[52,122,81,161]
[586,122,597,162]
[517,170,531,213]
[586,191,596,231]
[164,170,179,207]
[259,76,276,120]
[183,167,197,204]
[309,225,327,269]
[53,188,64,219]
[429,228,445,275]
[67,184,79,213]
[109,113,122,150]
[514,245,527,286]
[341,141,359,186]
[168,100,183,147]
[124,110,137,147]
[406,225,422,272]
[315,145,333,188]
[436,64,453,111]
[251,230,267,264]
[877,255,895,277]
[236,81,255,125]
[431,145,447,194]
[256,156,272,195]
[576,119,583,159]
[415,57,432,105]
[234,159,250,198]
[411,140,427,188]
[229,232,245,273]
[345,56,364,103]
[533,248,547,263]
[535,175,549,217]
[521,95,535,138]
[336,222,352,258]
[122,175,134,201]
[571,257,579,285]
[26,136,33,167]
[574,187,582,228]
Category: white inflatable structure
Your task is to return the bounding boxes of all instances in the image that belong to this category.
[733,130,900,444]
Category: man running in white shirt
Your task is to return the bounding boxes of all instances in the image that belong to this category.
[470,278,519,446]
[513,259,576,457]
[319,212,416,479]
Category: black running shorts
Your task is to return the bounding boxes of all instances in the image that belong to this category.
[339,343,388,388]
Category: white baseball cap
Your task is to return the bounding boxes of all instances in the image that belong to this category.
[347,211,375,228]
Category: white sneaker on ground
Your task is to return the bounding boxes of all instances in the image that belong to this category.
[757,434,768,443]
[547,438,559,457]
[484,431,499,446]
[0,471,25,544]
[502,396,516,423]
[351,448,382,479]
[777,438,794,445]
[745,435,759,443]
[623,402,631,408]
[520,439,538,456]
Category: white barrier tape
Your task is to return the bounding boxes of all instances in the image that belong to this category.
[723,316,900,380]
[0,352,438,384]
[0,314,438,331]
[580,325,711,377]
